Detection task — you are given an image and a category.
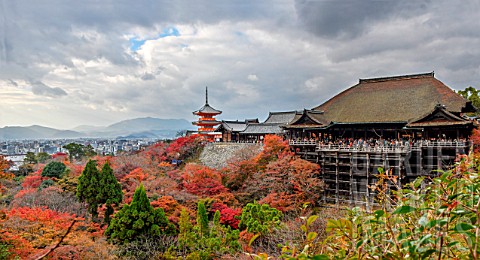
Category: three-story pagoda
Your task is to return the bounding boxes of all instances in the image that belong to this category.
[192,87,222,141]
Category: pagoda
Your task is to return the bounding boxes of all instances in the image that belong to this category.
[192,87,222,141]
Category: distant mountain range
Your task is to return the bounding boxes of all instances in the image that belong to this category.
[0,117,195,140]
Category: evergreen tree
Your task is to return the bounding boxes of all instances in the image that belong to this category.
[196,201,209,237]
[98,162,123,224]
[178,208,194,250]
[24,152,37,164]
[77,160,101,219]
[105,183,176,244]
[41,161,66,178]
[238,202,283,235]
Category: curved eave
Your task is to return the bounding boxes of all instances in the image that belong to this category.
[406,121,473,127]
[192,121,221,126]
[193,111,222,116]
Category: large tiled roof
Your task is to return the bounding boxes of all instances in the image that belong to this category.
[263,111,297,124]
[241,123,284,134]
[220,120,248,132]
[313,72,474,124]
[287,109,329,128]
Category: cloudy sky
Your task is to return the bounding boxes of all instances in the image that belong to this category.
[1,0,479,129]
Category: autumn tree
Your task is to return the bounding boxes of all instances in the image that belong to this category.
[0,155,13,173]
[255,134,292,169]
[105,183,176,244]
[182,164,228,196]
[98,162,123,224]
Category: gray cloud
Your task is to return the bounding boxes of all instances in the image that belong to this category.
[294,0,430,39]
[0,0,479,129]
[31,81,67,97]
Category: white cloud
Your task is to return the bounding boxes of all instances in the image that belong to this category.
[247,74,258,81]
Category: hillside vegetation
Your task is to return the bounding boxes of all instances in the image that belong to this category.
[1,133,479,259]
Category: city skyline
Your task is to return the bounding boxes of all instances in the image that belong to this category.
[1,0,479,129]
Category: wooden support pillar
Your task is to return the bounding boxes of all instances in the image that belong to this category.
[322,151,327,204]
[349,152,354,205]
[399,153,404,190]
[335,152,339,206]
[366,153,370,211]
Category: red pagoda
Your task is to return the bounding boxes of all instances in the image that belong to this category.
[192,87,222,141]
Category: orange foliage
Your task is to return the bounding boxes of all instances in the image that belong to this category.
[0,155,13,172]
[21,168,46,189]
[182,164,228,196]
[254,134,292,169]
[150,195,191,224]
[471,128,480,152]
[165,135,204,160]
[122,167,148,182]
[0,207,108,259]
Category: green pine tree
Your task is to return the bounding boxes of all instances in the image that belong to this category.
[98,162,123,224]
[196,201,209,238]
[77,160,101,219]
[105,183,176,244]
[238,202,283,235]
[41,161,67,178]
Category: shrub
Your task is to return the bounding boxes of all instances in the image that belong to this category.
[238,202,283,235]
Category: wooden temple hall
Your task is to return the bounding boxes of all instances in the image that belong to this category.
[213,72,478,206]
[284,72,477,206]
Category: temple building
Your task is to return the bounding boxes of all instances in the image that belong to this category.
[216,119,259,142]
[284,72,476,141]
[214,72,477,206]
[192,87,222,141]
[286,72,477,207]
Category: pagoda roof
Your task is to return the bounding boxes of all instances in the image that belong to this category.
[193,104,222,115]
[192,119,221,126]
[193,87,222,115]
[313,72,476,124]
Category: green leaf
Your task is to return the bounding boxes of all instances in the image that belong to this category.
[421,249,437,258]
[454,223,475,233]
[374,209,385,219]
[397,231,411,240]
[307,231,317,241]
[248,233,260,247]
[301,224,307,233]
[307,215,318,226]
[393,205,416,214]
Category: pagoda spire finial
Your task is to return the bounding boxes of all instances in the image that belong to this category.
[205,86,209,105]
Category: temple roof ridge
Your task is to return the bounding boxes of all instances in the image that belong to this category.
[359,72,434,84]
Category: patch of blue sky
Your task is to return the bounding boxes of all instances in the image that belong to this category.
[159,27,180,38]
[129,38,146,51]
[129,26,181,51]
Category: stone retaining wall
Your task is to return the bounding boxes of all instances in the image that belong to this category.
[199,142,262,169]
